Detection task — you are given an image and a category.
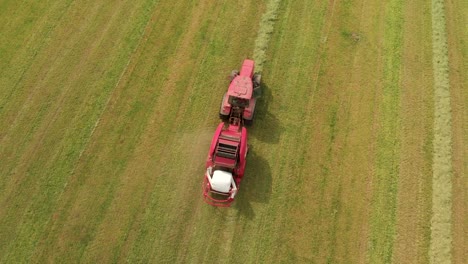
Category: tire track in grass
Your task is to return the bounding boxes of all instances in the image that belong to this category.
[429,0,453,263]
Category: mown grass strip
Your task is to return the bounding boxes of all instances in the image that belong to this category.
[0,1,159,262]
[430,0,453,263]
[253,0,282,73]
[368,0,404,262]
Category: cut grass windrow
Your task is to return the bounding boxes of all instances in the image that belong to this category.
[430,0,453,263]
[253,0,282,73]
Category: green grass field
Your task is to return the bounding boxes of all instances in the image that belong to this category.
[0,0,466,263]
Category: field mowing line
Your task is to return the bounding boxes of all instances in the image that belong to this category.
[430,0,453,263]
[253,0,282,73]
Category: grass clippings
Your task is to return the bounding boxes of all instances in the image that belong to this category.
[430,0,453,263]
[253,0,282,73]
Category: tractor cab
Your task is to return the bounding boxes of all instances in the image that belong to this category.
[203,122,248,207]
[229,96,249,108]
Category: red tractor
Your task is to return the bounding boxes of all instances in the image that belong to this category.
[203,121,248,207]
[219,59,261,125]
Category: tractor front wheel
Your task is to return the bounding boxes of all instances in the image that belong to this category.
[229,70,239,82]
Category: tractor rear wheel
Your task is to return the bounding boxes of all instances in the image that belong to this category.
[253,73,261,88]
[219,112,229,120]
[244,111,254,126]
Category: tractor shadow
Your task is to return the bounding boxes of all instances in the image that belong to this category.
[233,148,271,219]
[250,82,283,144]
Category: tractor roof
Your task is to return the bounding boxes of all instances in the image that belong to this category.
[227,76,253,99]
